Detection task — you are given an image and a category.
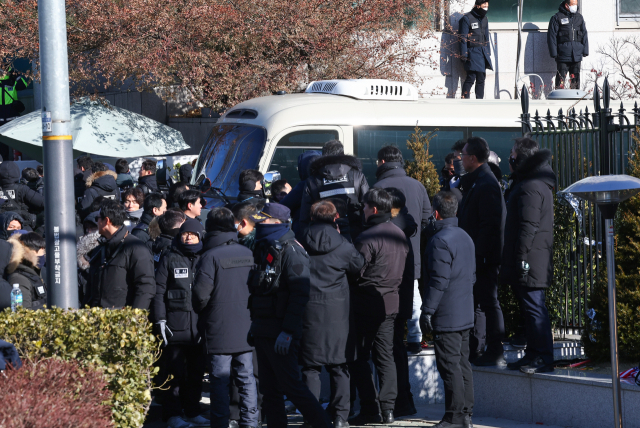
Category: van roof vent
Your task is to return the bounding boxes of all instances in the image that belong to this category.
[305,79,419,101]
[225,109,258,119]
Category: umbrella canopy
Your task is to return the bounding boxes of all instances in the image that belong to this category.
[0,98,189,162]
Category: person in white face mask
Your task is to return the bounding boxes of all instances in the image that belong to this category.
[459,0,493,99]
[547,0,589,89]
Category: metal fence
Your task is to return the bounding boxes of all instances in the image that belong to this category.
[519,78,640,336]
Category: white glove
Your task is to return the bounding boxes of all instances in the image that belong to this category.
[450,176,460,188]
[156,320,173,346]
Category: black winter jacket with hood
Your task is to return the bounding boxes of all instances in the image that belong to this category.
[422,217,476,333]
[391,207,418,320]
[0,162,44,213]
[301,154,369,239]
[193,231,254,354]
[79,170,121,219]
[300,221,365,367]
[0,212,24,240]
[0,227,21,310]
[87,226,155,309]
[6,234,47,310]
[501,150,556,289]
[548,3,589,63]
[137,174,160,195]
[374,162,431,278]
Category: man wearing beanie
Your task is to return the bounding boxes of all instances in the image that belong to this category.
[193,207,259,428]
[459,0,493,99]
[547,0,588,89]
[153,218,208,428]
[249,203,332,428]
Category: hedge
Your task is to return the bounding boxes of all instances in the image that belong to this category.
[0,307,159,428]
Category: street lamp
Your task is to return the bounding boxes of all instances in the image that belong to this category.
[562,174,640,428]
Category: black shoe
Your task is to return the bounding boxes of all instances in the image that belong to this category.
[406,342,422,354]
[335,416,349,428]
[463,415,473,428]
[229,421,240,428]
[520,356,554,374]
[393,403,417,418]
[348,412,382,426]
[468,351,483,363]
[506,355,533,370]
[508,334,527,348]
[472,352,506,367]
[431,421,464,428]
[381,410,394,424]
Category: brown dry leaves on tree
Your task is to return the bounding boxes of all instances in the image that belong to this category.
[0,0,441,110]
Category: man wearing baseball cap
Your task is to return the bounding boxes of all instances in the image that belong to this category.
[248,203,331,428]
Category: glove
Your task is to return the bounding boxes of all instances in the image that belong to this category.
[274,331,292,355]
[518,261,530,284]
[420,312,433,335]
[450,176,460,189]
[156,320,173,346]
[247,330,255,347]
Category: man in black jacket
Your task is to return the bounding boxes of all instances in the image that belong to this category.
[459,1,493,99]
[153,219,208,428]
[152,210,186,268]
[237,170,266,204]
[87,200,155,309]
[374,145,431,356]
[137,159,160,195]
[74,155,94,201]
[280,150,321,240]
[0,161,44,214]
[421,191,475,428]
[193,208,258,428]
[457,137,506,366]
[548,0,588,90]
[300,140,369,239]
[249,203,331,428]
[349,189,408,425]
[132,193,167,246]
[79,163,121,220]
[502,138,556,374]
[300,201,365,428]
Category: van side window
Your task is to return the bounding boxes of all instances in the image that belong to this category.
[269,130,339,186]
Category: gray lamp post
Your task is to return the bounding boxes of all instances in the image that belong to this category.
[562,174,640,428]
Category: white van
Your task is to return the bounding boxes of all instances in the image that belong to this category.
[192,79,603,206]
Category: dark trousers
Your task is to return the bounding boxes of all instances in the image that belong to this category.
[209,352,259,428]
[159,345,204,421]
[470,263,505,356]
[555,61,581,89]
[302,364,350,421]
[434,329,474,424]
[513,286,554,364]
[462,71,486,99]
[392,317,414,411]
[254,336,331,428]
[350,314,397,415]
[230,349,262,422]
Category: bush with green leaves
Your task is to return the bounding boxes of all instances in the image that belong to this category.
[0,307,158,428]
[405,126,441,198]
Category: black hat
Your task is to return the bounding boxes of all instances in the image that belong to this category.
[251,203,291,223]
[179,218,204,239]
[475,0,489,4]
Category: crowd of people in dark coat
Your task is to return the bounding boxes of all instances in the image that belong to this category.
[0,133,558,428]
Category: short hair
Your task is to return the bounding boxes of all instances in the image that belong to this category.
[19,232,46,252]
[91,162,108,173]
[178,189,201,211]
[377,146,404,163]
[21,167,39,183]
[239,170,264,190]
[451,140,467,152]
[206,207,236,233]
[322,140,344,156]
[513,137,540,160]
[385,187,406,210]
[115,158,129,174]
[363,188,392,214]
[77,155,94,171]
[169,182,190,205]
[158,210,186,233]
[433,191,458,219]
[144,193,165,213]
[141,159,157,174]
[271,179,288,197]
[444,153,455,164]
[232,201,257,224]
[311,200,338,223]
[122,187,145,207]
[36,165,43,176]
[90,196,106,213]
[464,137,490,163]
[100,199,126,227]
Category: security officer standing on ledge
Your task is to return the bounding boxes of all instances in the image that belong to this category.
[0,67,28,123]
[247,203,332,428]
[547,0,588,89]
[459,0,493,99]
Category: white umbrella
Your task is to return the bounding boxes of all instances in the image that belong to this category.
[0,98,189,162]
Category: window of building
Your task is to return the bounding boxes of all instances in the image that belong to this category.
[487,0,558,23]
[619,0,640,20]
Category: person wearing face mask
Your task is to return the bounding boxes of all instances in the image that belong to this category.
[459,0,493,99]
[232,201,260,251]
[238,170,266,204]
[548,0,588,90]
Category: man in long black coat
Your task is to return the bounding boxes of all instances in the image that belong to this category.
[300,200,365,428]
[457,137,506,366]
[547,0,588,89]
[502,138,556,374]
[459,1,493,99]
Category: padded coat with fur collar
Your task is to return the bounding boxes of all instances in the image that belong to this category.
[78,170,121,219]
[6,235,46,310]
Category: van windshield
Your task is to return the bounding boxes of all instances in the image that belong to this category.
[195,124,266,198]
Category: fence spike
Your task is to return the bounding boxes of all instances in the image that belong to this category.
[603,77,611,110]
[585,106,589,114]
[521,85,529,114]
[594,82,601,112]
[547,109,552,118]
[559,108,563,117]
